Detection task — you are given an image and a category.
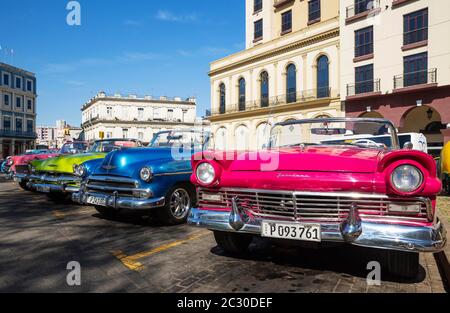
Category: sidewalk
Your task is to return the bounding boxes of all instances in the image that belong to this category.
[436,197,450,289]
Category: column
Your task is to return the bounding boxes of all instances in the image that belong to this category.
[0,139,3,159]
[10,139,15,155]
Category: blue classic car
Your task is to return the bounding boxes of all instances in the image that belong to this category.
[72,129,210,225]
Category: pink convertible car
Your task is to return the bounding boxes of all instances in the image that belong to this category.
[188,118,447,278]
[11,150,60,190]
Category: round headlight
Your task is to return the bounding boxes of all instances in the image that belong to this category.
[28,164,35,174]
[391,165,423,193]
[73,164,86,177]
[140,167,153,182]
[196,162,216,185]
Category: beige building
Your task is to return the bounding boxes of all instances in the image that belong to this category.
[0,62,37,158]
[341,0,450,156]
[209,0,342,150]
[81,92,197,143]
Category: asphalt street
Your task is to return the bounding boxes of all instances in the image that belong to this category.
[0,177,446,293]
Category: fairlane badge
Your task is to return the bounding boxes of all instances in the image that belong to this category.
[276,173,308,179]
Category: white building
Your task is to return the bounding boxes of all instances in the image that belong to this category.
[81,92,197,143]
[209,0,342,151]
[0,62,37,158]
[36,125,57,148]
[37,120,82,148]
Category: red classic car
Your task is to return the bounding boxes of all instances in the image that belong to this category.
[10,150,60,189]
[188,118,447,278]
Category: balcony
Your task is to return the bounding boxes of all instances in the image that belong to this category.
[346,0,380,24]
[393,69,437,92]
[211,87,332,116]
[402,27,428,51]
[0,130,37,139]
[346,79,381,100]
[273,0,295,9]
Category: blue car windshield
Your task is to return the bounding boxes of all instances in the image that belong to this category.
[149,131,207,150]
[61,143,87,154]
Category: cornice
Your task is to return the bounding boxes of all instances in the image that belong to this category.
[209,28,340,77]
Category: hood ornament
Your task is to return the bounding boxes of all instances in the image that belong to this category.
[101,165,117,170]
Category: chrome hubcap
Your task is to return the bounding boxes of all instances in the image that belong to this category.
[170,188,191,219]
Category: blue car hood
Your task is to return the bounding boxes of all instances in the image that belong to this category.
[94,147,192,177]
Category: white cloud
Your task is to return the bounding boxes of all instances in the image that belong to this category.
[155,10,198,23]
[123,19,142,26]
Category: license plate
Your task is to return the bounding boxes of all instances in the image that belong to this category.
[87,196,107,207]
[13,177,22,183]
[261,221,321,242]
[36,186,51,193]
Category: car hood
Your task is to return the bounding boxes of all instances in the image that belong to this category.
[93,147,192,177]
[227,146,384,173]
[13,153,60,165]
[32,153,106,173]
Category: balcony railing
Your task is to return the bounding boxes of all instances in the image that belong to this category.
[404,27,428,45]
[0,130,37,139]
[346,0,380,19]
[347,79,380,97]
[212,87,332,116]
[394,68,437,89]
[273,0,295,9]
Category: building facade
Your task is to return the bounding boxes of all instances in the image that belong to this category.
[37,120,83,148]
[81,92,197,143]
[0,62,37,158]
[209,0,342,150]
[36,125,57,148]
[341,0,450,156]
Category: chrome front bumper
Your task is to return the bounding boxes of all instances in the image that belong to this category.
[29,173,81,193]
[188,208,447,253]
[13,173,29,183]
[72,190,165,211]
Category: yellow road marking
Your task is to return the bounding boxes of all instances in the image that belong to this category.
[52,208,94,219]
[52,210,66,219]
[111,230,210,271]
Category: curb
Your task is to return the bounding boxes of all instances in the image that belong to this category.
[435,211,450,290]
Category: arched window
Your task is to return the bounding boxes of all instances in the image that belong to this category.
[286,64,297,103]
[238,78,246,111]
[317,55,329,98]
[260,71,269,107]
[219,83,226,114]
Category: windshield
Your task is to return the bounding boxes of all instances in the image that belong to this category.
[89,140,140,153]
[269,119,398,150]
[61,143,87,154]
[149,131,208,150]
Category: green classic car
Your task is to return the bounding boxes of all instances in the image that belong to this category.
[29,139,142,200]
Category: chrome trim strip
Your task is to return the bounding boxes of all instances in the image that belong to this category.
[86,183,138,192]
[87,175,139,187]
[154,171,192,177]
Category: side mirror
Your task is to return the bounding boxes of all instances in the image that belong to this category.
[403,142,414,150]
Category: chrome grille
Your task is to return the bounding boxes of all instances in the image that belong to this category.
[86,176,138,196]
[15,165,29,174]
[198,188,431,224]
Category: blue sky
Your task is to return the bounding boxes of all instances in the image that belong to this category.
[0,0,245,126]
